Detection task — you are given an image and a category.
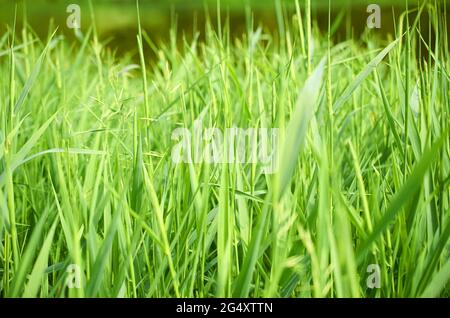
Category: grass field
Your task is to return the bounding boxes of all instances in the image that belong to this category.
[0,0,449,298]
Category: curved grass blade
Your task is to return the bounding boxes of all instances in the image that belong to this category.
[9,209,51,297]
[333,38,401,111]
[277,58,325,199]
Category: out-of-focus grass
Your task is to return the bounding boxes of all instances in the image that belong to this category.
[0,0,420,39]
[0,0,449,297]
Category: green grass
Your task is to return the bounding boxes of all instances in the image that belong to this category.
[0,0,449,298]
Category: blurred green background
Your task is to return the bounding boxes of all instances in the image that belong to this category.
[0,0,448,57]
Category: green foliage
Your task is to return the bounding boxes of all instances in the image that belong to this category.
[0,0,449,298]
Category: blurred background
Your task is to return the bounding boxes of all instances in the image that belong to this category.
[0,0,448,58]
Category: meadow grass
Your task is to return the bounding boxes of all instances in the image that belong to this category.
[0,0,449,297]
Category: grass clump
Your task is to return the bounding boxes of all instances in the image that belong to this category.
[0,0,449,297]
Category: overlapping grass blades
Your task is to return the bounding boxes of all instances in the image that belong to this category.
[0,0,448,297]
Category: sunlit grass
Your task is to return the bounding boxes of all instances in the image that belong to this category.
[0,0,449,297]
